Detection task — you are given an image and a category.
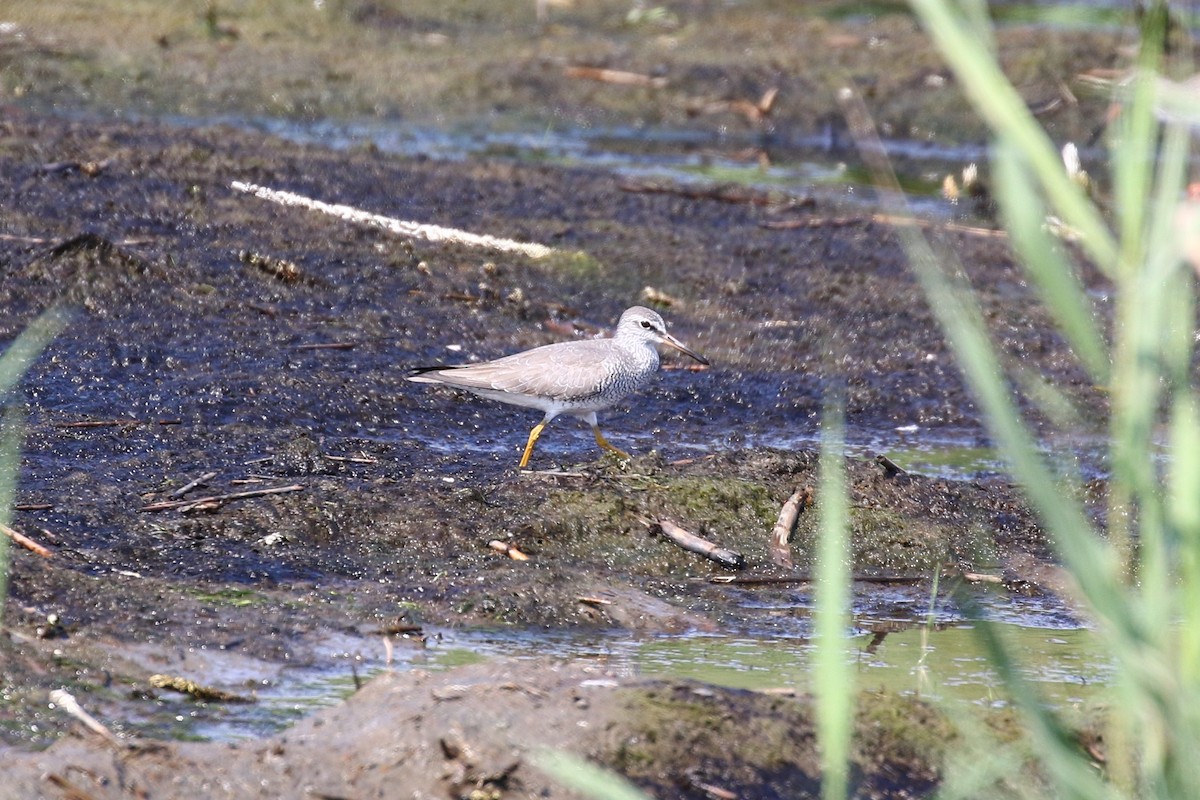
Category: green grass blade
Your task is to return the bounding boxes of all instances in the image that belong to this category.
[0,406,21,624]
[534,750,650,800]
[1110,9,1164,271]
[0,308,69,400]
[0,308,68,626]
[910,235,1133,629]
[953,590,1117,800]
[990,141,1109,383]
[910,0,1118,275]
[815,396,851,800]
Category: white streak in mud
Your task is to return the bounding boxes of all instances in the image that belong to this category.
[230,180,555,259]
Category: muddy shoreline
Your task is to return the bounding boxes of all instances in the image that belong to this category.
[0,1,1130,793]
[0,106,1099,796]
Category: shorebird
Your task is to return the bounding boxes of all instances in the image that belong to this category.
[407,306,709,468]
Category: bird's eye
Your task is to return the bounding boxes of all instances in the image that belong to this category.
[640,320,652,329]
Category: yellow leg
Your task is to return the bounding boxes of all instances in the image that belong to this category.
[592,425,631,461]
[519,420,548,468]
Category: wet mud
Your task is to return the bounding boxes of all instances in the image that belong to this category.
[0,1,1134,792]
[0,109,1102,796]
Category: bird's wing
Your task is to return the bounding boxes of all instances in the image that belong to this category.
[410,340,616,400]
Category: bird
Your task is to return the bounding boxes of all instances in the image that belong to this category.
[407,306,709,468]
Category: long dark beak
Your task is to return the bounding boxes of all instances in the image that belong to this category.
[660,333,710,366]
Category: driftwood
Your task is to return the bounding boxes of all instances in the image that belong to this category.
[140,484,303,512]
[874,454,907,478]
[768,487,810,569]
[649,518,745,570]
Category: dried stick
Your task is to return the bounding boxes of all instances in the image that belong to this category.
[170,470,219,498]
[760,213,1007,238]
[564,65,668,88]
[0,522,52,558]
[231,181,554,259]
[55,418,181,429]
[619,180,785,207]
[489,540,529,561]
[875,454,908,477]
[961,571,1003,584]
[709,573,925,585]
[326,453,379,464]
[649,518,745,570]
[49,689,127,749]
[768,488,809,569]
[140,484,303,512]
[294,342,357,351]
[149,674,253,703]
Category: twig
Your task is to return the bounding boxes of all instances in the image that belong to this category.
[294,342,357,351]
[759,215,869,231]
[760,213,1007,238]
[170,470,219,498]
[961,571,1003,584]
[685,86,779,126]
[49,689,128,749]
[768,488,810,569]
[149,674,253,704]
[708,573,925,585]
[684,771,739,800]
[231,181,555,259]
[489,540,529,561]
[326,453,379,464]
[43,773,96,800]
[54,419,180,429]
[874,454,908,477]
[14,503,53,511]
[239,249,301,282]
[0,522,52,558]
[564,65,668,88]
[519,468,588,479]
[577,596,613,606]
[648,517,745,570]
[54,419,140,429]
[139,484,303,512]
[0,233,53,244]
[619,180,795,208]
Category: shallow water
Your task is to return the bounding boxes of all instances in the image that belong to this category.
[225,115,980,219]
[174,586,1106,742]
